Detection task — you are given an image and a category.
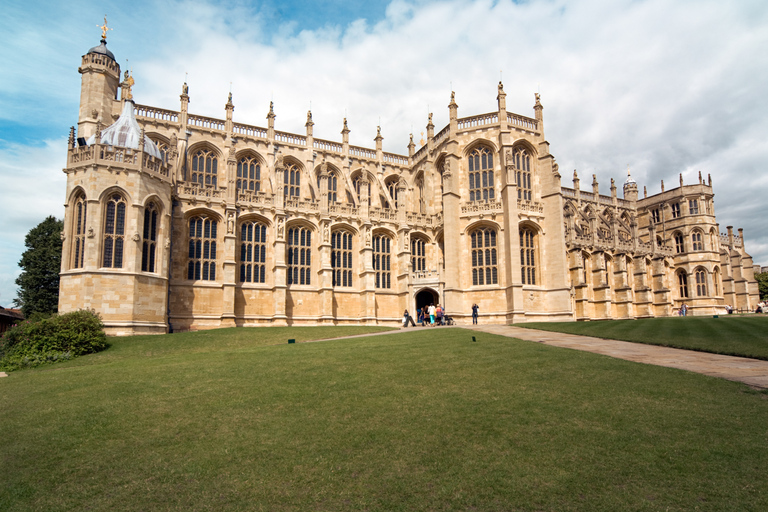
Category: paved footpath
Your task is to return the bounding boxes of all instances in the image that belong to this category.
[464,324,768,389]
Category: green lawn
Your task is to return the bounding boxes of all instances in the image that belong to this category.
[2,326,767,511]
[520,315,768,360]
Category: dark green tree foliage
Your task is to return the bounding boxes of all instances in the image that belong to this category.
[756,272,768,301]
[14,216,63,317]
[0,309,108,371]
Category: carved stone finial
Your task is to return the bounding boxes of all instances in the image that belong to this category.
[679,173,683,187]
[267,101,275,119]
[698,170,702,184]
[182,82,189,95]
[68,126,75,148]
[306,110,313,124]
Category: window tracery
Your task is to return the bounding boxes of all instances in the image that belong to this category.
[471,227,498,286]
[514,148,532,201]
[240,221,267,283]
[102,193,126,268]
[331,230,353,287]
[373,234,392,289]
[695,269,707,297]
[520,227,537,285]
[411,236,426,272]
[188,216,217,280]
[141,202,158,273]
[191,148,218,188]
[287,226,311,285]
[468,146,494,202]
[71,192,87,269]
[285,163,301,199]
[237,156,261,194]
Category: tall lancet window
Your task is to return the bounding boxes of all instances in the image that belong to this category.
[468,146,494,202]
[102,194,126,268]
[141,202,158,272]
[515,148,532,201]
[71,192,87,269]
[191,149,218,188]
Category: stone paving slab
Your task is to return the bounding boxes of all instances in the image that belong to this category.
[465,324,768,389]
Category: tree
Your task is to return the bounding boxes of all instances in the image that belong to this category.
[14,216,63,317]
[756,272,768,301]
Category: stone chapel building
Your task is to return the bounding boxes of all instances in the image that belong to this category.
[58,36,760,335]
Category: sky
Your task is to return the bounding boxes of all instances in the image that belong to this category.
[1,0,767,307]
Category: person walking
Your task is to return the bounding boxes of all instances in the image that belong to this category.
[472,303,479,324]
[428,303,436,326]
[436,304,443,326]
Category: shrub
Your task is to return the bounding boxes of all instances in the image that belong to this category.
[0,310,108,371]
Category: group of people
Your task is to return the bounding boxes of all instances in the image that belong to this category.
[756,301,766,313]
[401,303,481,327]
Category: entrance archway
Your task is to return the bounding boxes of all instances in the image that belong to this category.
[415,288,439,316]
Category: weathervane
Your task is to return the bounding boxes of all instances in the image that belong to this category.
[98,15,112,40]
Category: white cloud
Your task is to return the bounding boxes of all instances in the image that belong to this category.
[0,139,67,307]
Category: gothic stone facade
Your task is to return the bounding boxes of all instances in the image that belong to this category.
[59,39,760,335]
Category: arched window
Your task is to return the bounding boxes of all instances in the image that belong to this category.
[285,163,301,199]
[188,216,217,280]
[514,148,532,201]
[71,192,87,269]
[237,156,260,194]
[319,172,338,203]
[713,267,721,296]
[674,233,685,254]
[416,175,425,213]
[695,269,707,297]
[328,173,337,203]
[411,237,426,272]
[191,148,218,188]
[691,231,703,251]
[141,202,159,273]
[471,227,498,285]
[287,226,311,285]
[520,227,537,285]
[102,193,126,268]
[240,221,267,283]
[373,234,392,289]
[151,139,169,165]
[387,180,398,209]
[678,271,689,299]
[331,230,353,287]
[353,175,371,202]
[468,146,494,202]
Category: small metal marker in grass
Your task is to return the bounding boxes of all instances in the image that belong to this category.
[472,336,477,342]
[288,339,295,344]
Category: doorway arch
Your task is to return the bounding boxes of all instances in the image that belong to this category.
[415,288,439,315]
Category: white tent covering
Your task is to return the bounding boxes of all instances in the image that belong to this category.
[87,100,162,160]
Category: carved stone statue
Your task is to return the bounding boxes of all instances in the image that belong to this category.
[277,217,284,239]
[227,212,234,234]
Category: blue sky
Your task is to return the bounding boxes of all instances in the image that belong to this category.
[1,0,768,307]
